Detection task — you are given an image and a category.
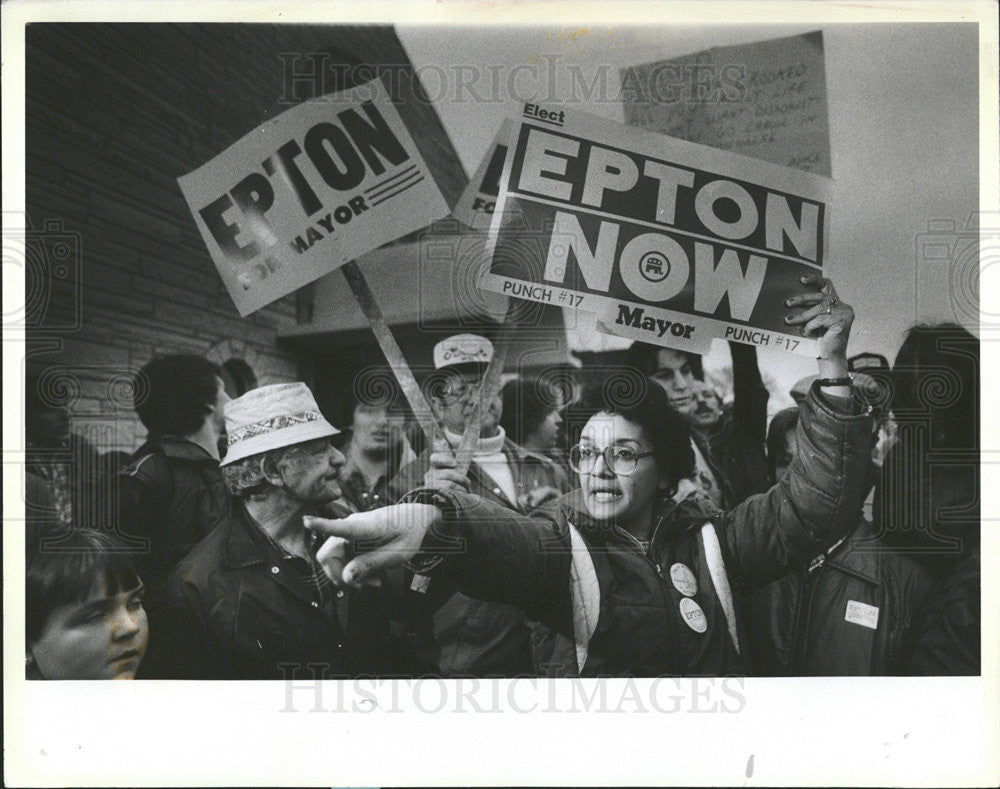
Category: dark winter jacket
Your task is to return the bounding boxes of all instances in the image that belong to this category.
[407,384,874,676]
[871,430,980,674]
[747,520,935,675]
[387,436,570,677]
[906,546,980,675]
[117,436,229,599]
[873,435,979,579]
[144,500,403,679]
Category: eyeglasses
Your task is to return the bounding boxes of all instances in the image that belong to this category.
[438,377,484,404]
[569,444,654,476]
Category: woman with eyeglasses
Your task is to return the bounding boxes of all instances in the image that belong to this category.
[307,277,876,676]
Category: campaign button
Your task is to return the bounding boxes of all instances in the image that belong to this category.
[679,597,707,633]
[670,563,698,597]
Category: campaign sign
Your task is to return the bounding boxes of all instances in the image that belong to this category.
[452,119,517,231]
[622,32,832,177]
[179,79,450,316]
[479,102,833,355]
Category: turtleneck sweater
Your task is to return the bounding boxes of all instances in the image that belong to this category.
[442,426,518,505]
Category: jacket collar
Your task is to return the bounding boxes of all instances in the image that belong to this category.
[554,489,709,544]
[223,499,338,569]
[223,501,289,569]
[823,521,882,586]
[148,435,217,463]
[508,442,553,465]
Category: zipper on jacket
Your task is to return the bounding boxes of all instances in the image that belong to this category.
[619,527,662,575]
[790,554,825,673]
[645,513,672,576]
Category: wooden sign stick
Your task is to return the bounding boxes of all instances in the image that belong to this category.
[340,260,445,451]
[453,306,516,477]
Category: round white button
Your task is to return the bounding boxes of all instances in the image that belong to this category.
[670,563,698,597]
[679,597,708,633]
[270,566,280,574]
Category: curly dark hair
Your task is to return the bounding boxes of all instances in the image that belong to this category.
[569,375,695,489]
[133,355,222,438]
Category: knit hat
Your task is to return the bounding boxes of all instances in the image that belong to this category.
[221,382,339,466]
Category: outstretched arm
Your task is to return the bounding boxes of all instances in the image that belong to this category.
[305,493,573,626]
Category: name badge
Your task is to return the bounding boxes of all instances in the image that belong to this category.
[845,600,879,630]
[410,573,432,594]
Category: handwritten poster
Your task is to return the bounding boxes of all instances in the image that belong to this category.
[621,32,832,176]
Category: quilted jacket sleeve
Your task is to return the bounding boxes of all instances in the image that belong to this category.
[718,383,875,591]
[407,490,575,628]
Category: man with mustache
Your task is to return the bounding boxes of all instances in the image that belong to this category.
[390,333,568,514]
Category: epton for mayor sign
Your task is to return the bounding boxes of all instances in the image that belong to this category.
[180,79,449,316]
[479,102,832,355]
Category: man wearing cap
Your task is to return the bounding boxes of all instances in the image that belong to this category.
[390,334,568,509]
[145,383,394,679]
[387,333,569,677]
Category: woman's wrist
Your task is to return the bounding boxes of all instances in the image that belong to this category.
[816,354,850,397]
[816,354,848,378]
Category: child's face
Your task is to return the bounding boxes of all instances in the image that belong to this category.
[30,580,148,680]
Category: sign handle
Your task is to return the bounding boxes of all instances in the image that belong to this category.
[339,260,443,450]
[453,307,515,477]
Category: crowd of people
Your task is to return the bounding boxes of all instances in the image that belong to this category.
[25,276,981,679]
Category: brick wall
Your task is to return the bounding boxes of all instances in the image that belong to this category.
[24,23,467,453]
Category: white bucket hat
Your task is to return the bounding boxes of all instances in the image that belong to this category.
[220,382,339,466]
[433,333,494,369]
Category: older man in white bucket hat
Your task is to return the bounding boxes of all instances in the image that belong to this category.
[145,383,401,679]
